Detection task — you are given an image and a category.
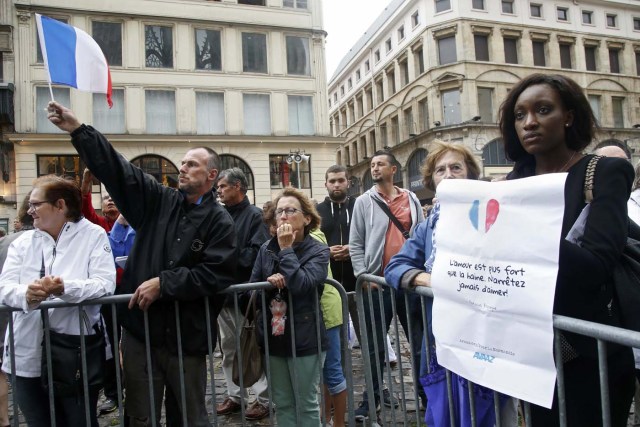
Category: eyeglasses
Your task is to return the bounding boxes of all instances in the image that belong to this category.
[275,208,303,217]
[28,201,51,210]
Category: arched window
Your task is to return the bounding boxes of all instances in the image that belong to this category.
[220,154,256,204]
[131,155,179,188]
[406,148,432,201]
[392,160,404,188]
[407,148,427,191]
[481,138,513,178]
[347,176,361,197]
[362,170,373,191]
[482,138,513,166]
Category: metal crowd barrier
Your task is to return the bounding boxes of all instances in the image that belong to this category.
[356,273,640,427]
[3,274,640,426]
[0,278,352,427]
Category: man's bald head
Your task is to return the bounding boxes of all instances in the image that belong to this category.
[594,145,629,159]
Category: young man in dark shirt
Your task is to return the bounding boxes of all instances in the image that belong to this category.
[316,165,360,342]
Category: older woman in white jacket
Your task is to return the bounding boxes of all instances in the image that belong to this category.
[0,175,115,427]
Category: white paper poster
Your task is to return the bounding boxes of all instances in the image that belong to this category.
[431,173,567,408]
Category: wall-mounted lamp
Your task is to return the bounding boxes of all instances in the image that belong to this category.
[433,121,441,127]
[461,116,482,125]
[633,124,640,129]
[285,150,310,190]
[285,150,310,164]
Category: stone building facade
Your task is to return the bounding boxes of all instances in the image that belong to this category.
[0,0,341,229]
[328,0,640,201]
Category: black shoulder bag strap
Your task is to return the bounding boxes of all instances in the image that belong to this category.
[372,197,410,239]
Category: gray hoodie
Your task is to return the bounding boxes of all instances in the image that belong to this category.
[349,186,424,277]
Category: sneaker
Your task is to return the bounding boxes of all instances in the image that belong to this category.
[382,389,399,408]
[245,401,270,421]
[354,400,379,422]
[98,398,118,414]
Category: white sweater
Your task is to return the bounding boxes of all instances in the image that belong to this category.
[0,219,116,377]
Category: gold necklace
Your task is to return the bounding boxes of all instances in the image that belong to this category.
[556,151,578,173]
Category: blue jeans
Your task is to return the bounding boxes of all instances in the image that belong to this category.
[14,376,99,427]
[323,326,346,395]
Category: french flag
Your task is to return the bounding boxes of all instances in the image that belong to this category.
[36,14,112,107]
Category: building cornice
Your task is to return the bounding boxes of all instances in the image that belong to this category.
[6,133,345,146]
[329,5,640,92]
[13,3,326,37]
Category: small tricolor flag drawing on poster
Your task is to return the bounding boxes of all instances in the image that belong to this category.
[35,14,113,107]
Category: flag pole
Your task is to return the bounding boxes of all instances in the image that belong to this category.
[48,81,55,103]
[35,15,55,104]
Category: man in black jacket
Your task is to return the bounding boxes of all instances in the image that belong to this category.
[47,101,237,427]
[316,165,360,342]
[215,168,270,420]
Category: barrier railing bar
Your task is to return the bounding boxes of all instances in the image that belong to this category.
[259,289,276,426]
[597,339,611,427]
[382,285,398,426]
[42,308,57,426]
[445,369,456,427]
[373,283,391,424]
[314,288,326,426]
[326,278,355,426]
[552,315,640,349]
[493,391,502,427]
[143,310,157,427]
[173,301,188,427]
[7,313,17,427]
[78,306,91,427]
[388,286,403,419]
[203,297,219,427]
[343,291,356,426]
[403,290,421,421]
[467,378,477,427]
[110,303,125,426]
[553,332,566,427]
[524,401,532,427]
[355,277,377,423]
[231,292,247,424]
[420,296,432,373]
[286,291,302,424]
